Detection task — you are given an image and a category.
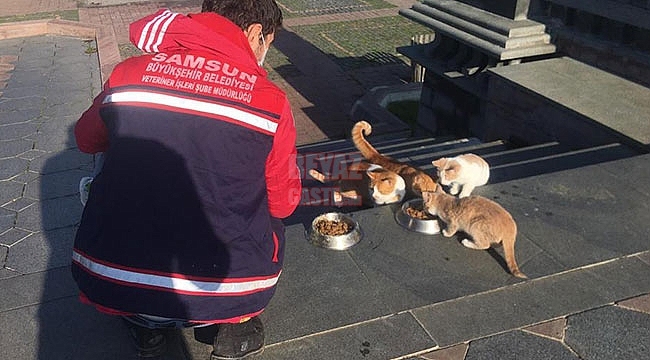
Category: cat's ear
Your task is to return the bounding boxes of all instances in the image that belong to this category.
[432,158,446,169]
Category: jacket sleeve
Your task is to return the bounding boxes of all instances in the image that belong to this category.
[74,88,110,154]
[265,100,302,219]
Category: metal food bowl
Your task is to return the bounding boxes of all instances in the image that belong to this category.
[308,212,362,250]
[395,198,441,234]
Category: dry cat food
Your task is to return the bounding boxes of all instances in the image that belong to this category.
[405,203,435,220]
[315,219,352,236]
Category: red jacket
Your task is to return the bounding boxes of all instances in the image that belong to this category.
[72,9,302,323]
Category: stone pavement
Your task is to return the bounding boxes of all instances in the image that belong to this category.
[1,1,650,360]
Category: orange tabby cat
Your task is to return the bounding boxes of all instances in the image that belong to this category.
[433,153,489,198]
[351,120,438,197]
[308,161,406,206]
[422,188,527,279]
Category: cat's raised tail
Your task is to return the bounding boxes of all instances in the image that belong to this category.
[351,120,382,163]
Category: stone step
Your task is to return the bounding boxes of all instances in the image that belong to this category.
[489,142,638,183]
[411,1,551,49]
[425,0,546,37]
[399,8,556,61]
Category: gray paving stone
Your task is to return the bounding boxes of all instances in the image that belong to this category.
[15,195,82,232]
[0,95,45,112]
[36,115,77,132]
[0,139,35,159]
[638,251,650,266]
[344,205,530,311]
[565,306,650,360]
[411,255,650,347]
[18,149,47,161]
[0,84,50,98]
[9,170,40,185]
[0,227,33,247]
[0,180,23,206]
[24,169,88,200]
[6,67,51,87]
[2,197,36,212]
[30,132,77,152]
[0,267,19,280]
[483,164,650,269]
[253,312,436,360]
[0,157,30,181]
[0,121,40,141]
[17,43,56,60]
[50,65,94,84]
[599,154,650,197]
[28,149,90,175]
[41,101,92,118]
[45,87,94,106]
[11,60,53,76]
[0,244,6,268]
[0,207,16,234]
[0,108,42,125]
[465,330,579,360]
[0,38,22,52]
[0,265,77,313]
[0,296,134,360]
[5,226,76,273]
[262,223,392,344]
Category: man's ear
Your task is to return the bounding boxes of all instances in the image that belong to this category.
[244,23,263,50]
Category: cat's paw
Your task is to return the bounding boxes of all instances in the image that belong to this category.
[442,229,454,237]
[461,239,477,249]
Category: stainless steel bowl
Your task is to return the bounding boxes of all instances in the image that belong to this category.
[395,198,441,234]
[308,212,362,250]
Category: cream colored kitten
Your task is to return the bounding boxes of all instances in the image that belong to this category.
[422,188,527,279]
[432,154,489,198]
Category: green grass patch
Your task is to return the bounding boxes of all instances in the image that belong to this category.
[118,43,143,60]
[386,100,420,127]
[291,16,432,70]
[0,10,79,24]
[277,0,394,18]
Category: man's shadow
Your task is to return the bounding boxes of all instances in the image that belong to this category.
[36,127,229,359]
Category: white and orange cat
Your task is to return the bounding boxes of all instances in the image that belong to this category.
[352,121,438,197]
[308,161,406,207]
[422,188,527,279]
[432,154,489,198]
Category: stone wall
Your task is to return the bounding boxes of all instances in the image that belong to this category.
[483,75,622,148]
[534,0,650,87]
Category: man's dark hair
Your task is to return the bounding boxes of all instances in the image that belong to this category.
[202,0,283,36]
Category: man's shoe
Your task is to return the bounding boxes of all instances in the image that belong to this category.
[211,317,264,360]
[124,319,167,358]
